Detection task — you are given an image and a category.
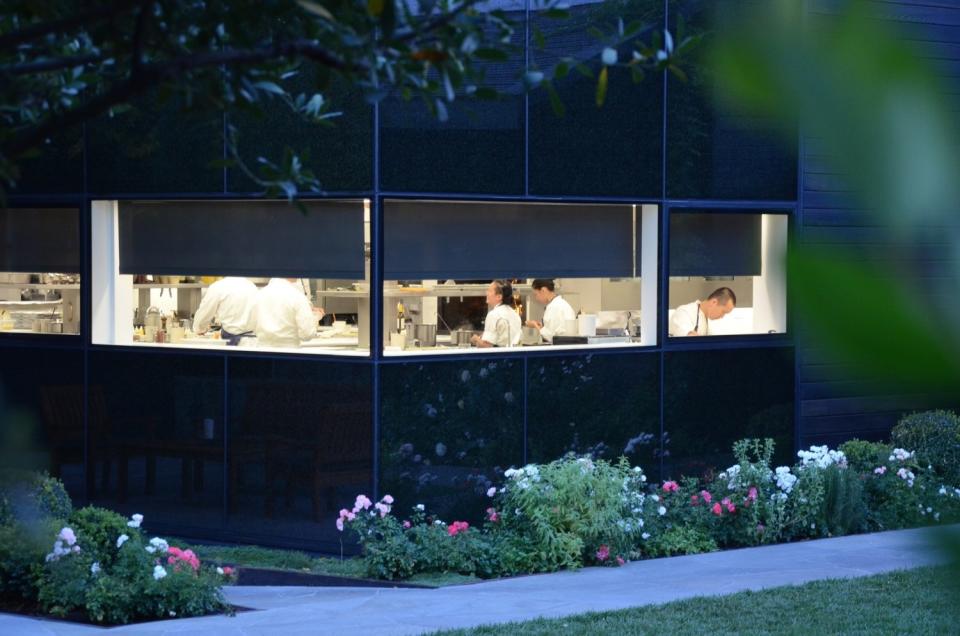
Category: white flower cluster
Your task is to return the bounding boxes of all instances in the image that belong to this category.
[889,448,914,462]
[896,467,916,488]
[504,464,542,490]
[775,466,797,494]
[45,527,81,562]
[797,446,848,469]
[153,564,167,580]
[127,513,144,528]
[116,534,129,548]
[145,537,170,554]
[718,464,742,490]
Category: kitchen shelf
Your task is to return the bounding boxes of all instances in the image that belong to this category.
[133,283,208,289]
[384,284,532,298]
[316,289,367,298]
[0,283,80,290]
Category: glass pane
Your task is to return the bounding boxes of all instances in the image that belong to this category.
[86,93,222,194]
[663,347,795,478]
[527,351,661,481]
[666,0,797,200]
[667,211,788,337]
[529,0,664,197]
[227,358,372,548]
[9,128,83,195]
[88,351,225,532]
[0,346,85,501]
[380,357,523,522]
[227,75,373,193]
[379,1,526,194]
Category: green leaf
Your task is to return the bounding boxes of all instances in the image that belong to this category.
[573,63,593,79]
[297,0,335,21]
[367,0,385,16]
[595,67,608,107]
[630,66,645,84]
[545,80,565,117]
[533,25,545,50]
[790,246,960,390]
[543,8,569,19]
[474,48,509,62]
[473,87,498,100]
[554,60,569,80]
[254,81,286,95]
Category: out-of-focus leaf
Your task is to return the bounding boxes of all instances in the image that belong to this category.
[367,0,385,17]
[790,246,960,390]
[595,66,608,107]
[545,79,565,117]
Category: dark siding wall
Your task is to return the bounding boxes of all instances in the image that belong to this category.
[798,0,960,447]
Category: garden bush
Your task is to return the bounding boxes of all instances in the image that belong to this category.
[644,525,717,558]
[33,513,233,624]
[839,440,892,474]
[819,463,867,536]
[0,472,72,526]
[892,410,960,484]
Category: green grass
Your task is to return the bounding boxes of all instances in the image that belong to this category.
[432,566,959,635]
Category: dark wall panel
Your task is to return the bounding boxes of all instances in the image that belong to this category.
[227,358,372,550]
[380,357,523,524]
[527,352,661,482]
[0,208,80,273]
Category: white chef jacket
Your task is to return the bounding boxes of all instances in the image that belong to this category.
[669,300,708,337]
[540,294,576,343]
[253,278,317,347]
[192,277,258,335]
[481,303,522,347]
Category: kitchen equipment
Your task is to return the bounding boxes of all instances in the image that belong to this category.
[411,323,437,347]
[390,332,407,349]
[577,314,597,337]
[520,325,541,346]
[180,318,192,331]
[144,306,161,330]
[169,326,185,342]
[450,329,476,348]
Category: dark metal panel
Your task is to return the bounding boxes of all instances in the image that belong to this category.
[0,207,80,272]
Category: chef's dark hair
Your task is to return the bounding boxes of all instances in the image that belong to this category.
[492,279,513,305]
[531,279,555,292]
[708,287,737,306]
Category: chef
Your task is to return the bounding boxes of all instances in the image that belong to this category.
[253,278,325,348]
[471,280,522,348]
[525,278,576,343]
[192,277,259,345]
[668,287,736,337]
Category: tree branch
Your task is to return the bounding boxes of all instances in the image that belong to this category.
[0,1,138,51]
[0,53,106,76]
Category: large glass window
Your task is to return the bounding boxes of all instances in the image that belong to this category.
[667,210,787,337]
[92,199,370,355]
[0,208,82,336]
[382,199,658,355]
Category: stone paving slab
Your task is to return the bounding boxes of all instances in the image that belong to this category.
[0,526,950,635]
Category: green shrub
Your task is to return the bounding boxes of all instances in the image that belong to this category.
[644,525,717,558]
[0,520,59,604]
[892,410,960,485]
[0,472,72,526]
[68,507,130,568]
[820,464,867,536]
[839,440,892,473]
[35,514,231,624]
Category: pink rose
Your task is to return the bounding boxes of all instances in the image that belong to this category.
[726,502,736,513]
[700,490,713,504]
[721,497,731,507]
[382,495,394,504]
[690,494,700,506]
[58,527,77,546]
[486,507,500,522]
[447,521,470,536]
[595,545,610,562]
[616,556,625,566]
[711,503,722,516]
[747,487,758,501]
[222,566,234,576]
[354,494,373,511]
[402,520,411,529]
[662,481,679,493]
[336,517,344,531]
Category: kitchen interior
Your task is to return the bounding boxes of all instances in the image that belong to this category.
[0,272,81,335]
[667,212,788,335]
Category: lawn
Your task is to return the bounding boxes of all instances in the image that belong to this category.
[432,566,957,635]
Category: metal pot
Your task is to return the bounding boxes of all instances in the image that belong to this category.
[411,323,437,347]
[450,329,476,347]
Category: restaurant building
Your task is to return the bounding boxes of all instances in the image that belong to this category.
[1,0,957,550]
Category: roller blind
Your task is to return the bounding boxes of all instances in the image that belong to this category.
[0,208,80,273]
[119,200,365,278]
[669,212,763,277]
[384,200,636,279]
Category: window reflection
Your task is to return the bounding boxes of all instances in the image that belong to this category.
[0,273,81,335]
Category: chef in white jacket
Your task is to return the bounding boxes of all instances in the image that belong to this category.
[253,278,324,348]
[192,277,259,345]
[525,278,576,343]
[668,287,736,337]
[472,280,522,348]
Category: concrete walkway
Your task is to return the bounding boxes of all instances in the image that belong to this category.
[0,526,949,635]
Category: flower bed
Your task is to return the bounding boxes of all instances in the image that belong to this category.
[338,435,960,581]
[0,494,235,625]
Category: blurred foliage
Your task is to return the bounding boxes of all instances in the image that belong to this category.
[712,0,960,390]
[892,410,960,485]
